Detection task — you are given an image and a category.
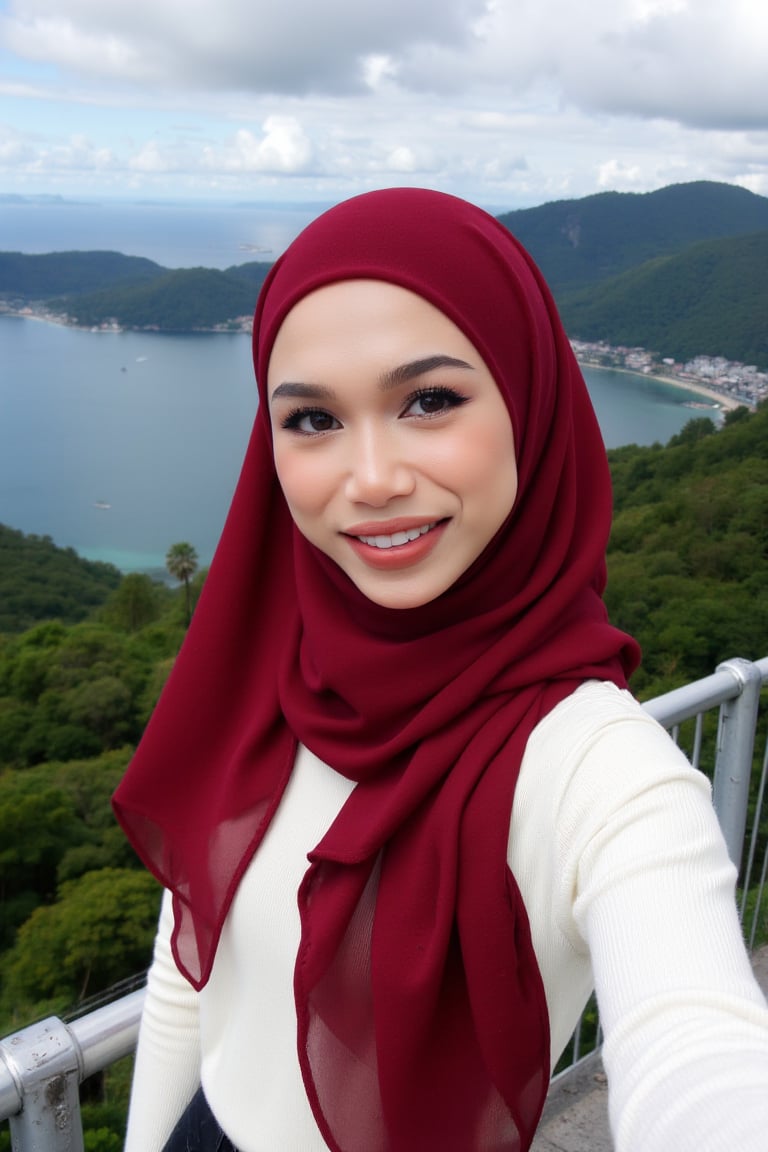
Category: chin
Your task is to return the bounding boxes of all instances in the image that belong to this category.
[351,576,447,611]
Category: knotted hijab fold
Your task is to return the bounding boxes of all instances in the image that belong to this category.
[114,188,639,1151]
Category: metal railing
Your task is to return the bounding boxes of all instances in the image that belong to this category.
[1,656,767,1149]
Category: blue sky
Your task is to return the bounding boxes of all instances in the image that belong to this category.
[1,0,767,208]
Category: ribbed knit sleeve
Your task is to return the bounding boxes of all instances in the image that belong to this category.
[124,891,202,1150]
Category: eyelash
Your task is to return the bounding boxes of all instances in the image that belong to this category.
[406,386,469,417]
[280,407,339,435]
[280,386,469,436]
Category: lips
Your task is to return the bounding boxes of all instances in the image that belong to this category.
[343,518,448,571]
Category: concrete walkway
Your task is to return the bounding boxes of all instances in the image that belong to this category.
[531,945,768,1151]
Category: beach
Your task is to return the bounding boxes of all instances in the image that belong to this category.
[576,360,750,413]
[649,375,746,411]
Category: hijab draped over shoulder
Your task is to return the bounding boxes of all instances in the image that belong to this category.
[114,188,639,1151]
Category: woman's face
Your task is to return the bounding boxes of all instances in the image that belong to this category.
[267,279,518,610]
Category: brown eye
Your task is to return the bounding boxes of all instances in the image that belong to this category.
[404,387,469,418]
[281,407,341,435]
[419,392,449,413]
[306,411,336,432]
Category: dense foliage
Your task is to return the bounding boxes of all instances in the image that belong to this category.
[558,231,768,368]
[0,526,121,632]
[0,251,165,298]
[0,402,766,1142]
[498,180,768,294]
[0,562,201,1144]
[606,403,768,695]
[58,265,268,331]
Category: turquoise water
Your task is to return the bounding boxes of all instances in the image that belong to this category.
[0,316,715,572]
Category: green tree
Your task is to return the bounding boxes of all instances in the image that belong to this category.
[1,868,160,1019]
[0,774,81,947]
[165,542,199,626]
[101,573,162,633]
[0,526,120,633]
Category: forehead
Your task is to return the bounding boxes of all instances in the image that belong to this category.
[266,279,481,386]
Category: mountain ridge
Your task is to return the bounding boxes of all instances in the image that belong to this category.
[1,181,766,365]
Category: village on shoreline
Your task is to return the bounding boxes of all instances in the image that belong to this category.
[571,339,765,412]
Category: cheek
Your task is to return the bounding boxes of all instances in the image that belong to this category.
[273,450,310,514]
[273,447,334,522]
[448,424,517,503]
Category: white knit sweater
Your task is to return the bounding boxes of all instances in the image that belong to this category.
[125,682,768,1150]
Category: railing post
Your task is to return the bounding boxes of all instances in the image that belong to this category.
[713,658,763,873]
[0,1016,84,1152]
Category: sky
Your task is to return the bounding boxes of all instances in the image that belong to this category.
[1,0,767,211]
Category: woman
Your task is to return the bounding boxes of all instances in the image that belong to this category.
[114,188,768,1151]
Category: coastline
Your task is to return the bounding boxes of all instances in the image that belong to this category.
[646,373,745,411]
[578,360,747,412]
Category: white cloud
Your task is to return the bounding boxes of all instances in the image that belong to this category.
[384,146,418,173]
[1,0,760,132]
[220,119,314,174]
[131,141,176,173]
[0,0,767,203]
[394,0,768,132]
[0,0,487,93]
[0,125,38,165]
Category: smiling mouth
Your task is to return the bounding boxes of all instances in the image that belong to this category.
[356,522,438,549]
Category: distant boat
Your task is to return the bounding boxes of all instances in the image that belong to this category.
[136,356,148,362]
[92,501,111,510]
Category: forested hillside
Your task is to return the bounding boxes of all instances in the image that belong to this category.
[0,251,272,331]
[0,404,766,1145]
[0,526,121,632]
[558,231,768,368]
[606,404,768,693]
[0,250,165,297]
[58,265,264,330]
[0,553,201,1146]
[498,180,768,293]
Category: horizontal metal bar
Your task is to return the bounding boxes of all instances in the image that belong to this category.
[70,988,146,1081]
[0,991,146,1124]
[642,666,745,728]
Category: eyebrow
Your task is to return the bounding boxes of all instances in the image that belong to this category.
[270,354,474,403]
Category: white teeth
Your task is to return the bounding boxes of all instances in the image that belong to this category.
[358,522,437,549]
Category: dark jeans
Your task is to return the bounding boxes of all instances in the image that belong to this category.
[161,1087,239,1152]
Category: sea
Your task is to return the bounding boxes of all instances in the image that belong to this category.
[0,197,717,574]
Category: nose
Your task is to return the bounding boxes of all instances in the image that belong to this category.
[344,424,416,506]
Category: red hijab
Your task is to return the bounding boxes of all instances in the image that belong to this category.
[114,188,639,1151]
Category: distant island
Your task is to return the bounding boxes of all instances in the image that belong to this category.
[1,181,767,402]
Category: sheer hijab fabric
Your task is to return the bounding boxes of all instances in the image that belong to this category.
[114,189,639,1151]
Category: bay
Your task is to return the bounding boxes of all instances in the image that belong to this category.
[0,316,713,573]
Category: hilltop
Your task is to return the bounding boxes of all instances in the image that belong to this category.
[0,251,271,332]
[497,180,768,294]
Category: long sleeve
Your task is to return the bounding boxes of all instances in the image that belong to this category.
[124,891,202,1151]
[554,690,768,1150]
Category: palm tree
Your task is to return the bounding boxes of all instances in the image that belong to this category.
[165,542,199,625]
